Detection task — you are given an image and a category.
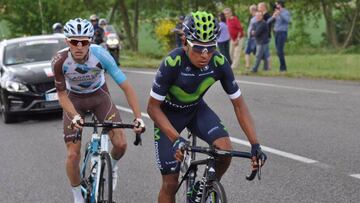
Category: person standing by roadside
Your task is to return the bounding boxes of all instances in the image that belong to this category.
[223,7,244,69]
[217,12,232,64]
[172,15,185,48]
[268,0,291,72]
[244,5,257,69]
[258,2,272,69]
[89,14,105,45]
[251,11,269,73]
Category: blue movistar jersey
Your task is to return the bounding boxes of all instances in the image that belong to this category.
[52,44,126,93]
[150,48,241,109]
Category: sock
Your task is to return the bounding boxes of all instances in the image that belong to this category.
[71,184,84,203]
[110,154,119,170]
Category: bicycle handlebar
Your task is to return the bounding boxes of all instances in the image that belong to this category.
[79,121,142,146]
[181,143,261,181]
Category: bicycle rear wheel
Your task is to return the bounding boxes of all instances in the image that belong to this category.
[202,181,227,203]
[97,151,113,203]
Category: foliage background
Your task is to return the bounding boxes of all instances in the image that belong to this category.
[1,0,359,51]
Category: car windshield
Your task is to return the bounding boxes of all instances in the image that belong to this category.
[4,39,67,66]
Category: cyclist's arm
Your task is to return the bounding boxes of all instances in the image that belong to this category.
[147,54,180,142]
[147,97,180,142]
[231,96,259,145]
[52,50,80,119]
[93,46,141,119]
[118,81,141,119]
[218,53,259,145]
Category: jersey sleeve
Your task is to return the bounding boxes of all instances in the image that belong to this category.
[150,56,179,101]
[51,51,67,92]
[91,45,127,85]
[218,54,241,99]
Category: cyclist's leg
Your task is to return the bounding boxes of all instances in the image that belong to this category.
[63,92,87,187]
[187,102,232,179]
[92,84,126,161]
[154,108,192,203]
[155,126,181,203]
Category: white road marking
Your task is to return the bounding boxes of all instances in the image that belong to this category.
[236,80,339,94]
[116,105,318,164]
[117,105,360,179]
[116,105,150,118]
[350,174,360,179]
[229,137,318,164]
[124,69,339,94]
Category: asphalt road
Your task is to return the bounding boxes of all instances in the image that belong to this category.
[0,68,359,203]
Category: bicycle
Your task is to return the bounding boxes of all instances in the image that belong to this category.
[175,131,266,203]
[77,114,142,203]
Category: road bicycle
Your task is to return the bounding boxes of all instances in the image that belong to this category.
[175,131,266,203]
[76,115,142,203]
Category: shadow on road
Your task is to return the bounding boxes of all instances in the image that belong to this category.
[16,111,63,123]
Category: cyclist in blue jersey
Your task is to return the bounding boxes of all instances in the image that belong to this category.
[147,11,267,203]
[52,18,145,203]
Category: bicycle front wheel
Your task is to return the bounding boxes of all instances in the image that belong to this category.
[202,181,227,203]
[97,152,113,203]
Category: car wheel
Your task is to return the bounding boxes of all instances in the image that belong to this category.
[0,96,16,124]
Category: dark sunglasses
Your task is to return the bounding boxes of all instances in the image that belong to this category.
[67,39,91,46]
[187,40,217,54]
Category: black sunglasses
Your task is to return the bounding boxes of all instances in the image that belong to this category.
[67,39,91,46]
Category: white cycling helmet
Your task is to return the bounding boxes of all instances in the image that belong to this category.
[63,18,94,38]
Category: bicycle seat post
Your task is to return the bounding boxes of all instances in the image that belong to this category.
[91,113,98,134]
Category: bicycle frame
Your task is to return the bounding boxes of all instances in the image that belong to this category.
[176,132,260,203]
[80,122,112,203]
[78,116,141,203]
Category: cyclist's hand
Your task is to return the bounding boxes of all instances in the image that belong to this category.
[251,144,267,170]
[71,114,83,130]
[172,137,186,161]
[133,118,146,134]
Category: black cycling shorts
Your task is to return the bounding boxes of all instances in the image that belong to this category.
[62,84,122,142]
[153,101,229,175]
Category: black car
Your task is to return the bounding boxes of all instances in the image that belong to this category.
[0,34,67,123]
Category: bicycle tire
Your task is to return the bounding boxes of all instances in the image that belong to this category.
[97,152,113,203]
[201,181,227,203]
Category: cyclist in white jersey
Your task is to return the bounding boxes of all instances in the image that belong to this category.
[52,18,145,203]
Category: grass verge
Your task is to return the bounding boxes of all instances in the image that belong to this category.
[120,51,360,81]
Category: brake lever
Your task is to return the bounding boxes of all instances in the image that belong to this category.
[73,129,82,144]
[246,169,258,181]
[133,133,142,146]
[246,153,266,181]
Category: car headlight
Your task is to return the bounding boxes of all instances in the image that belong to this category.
[5,81,29,92]
[106,39,119,46]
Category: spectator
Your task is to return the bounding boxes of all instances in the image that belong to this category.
[99,18,108,30]
[268,0,291,72]
[258,2,272,69]
[217,12,232,64]
[172,15,185,48]
[244,5,257,69]
[89,14,105,45]
[52,23,63,34]
[251,11,269,73]
[223,7,245,69]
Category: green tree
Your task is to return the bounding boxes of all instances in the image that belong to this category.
[0,0,113,36]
